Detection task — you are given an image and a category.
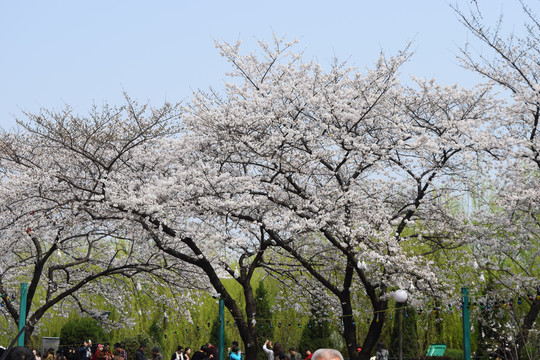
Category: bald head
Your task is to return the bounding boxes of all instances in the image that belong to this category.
[311,349,343,360]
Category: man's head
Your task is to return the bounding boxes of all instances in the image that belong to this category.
[140,344,147,351]
[305,348,312,355]
[289,348,296,355]
[4,346,34,360]
[114,343,122,351]
[176,347,184,353]
[152,347,160,354]
[311,349,343,360]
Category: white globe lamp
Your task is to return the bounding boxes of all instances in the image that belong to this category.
[394,289,408,303]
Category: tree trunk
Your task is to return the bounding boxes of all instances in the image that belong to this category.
[241,277,259,360]
[358,300,388,360]
[515,297,539,359]
[341,295,359,360]
[340,262,358,360]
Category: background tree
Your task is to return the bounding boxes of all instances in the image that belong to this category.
[148,317,165,352]
[453,1,540,358]
[298,301,333,354]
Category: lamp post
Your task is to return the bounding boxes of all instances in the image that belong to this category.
[394,290,408,360]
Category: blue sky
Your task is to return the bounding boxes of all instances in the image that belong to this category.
[0,0,534,129]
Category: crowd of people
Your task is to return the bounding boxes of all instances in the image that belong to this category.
[166,342,343,360]
[71,340,345,360]
[0,340,354,360]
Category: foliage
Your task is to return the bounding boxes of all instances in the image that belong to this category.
[148,317,165,351]
[59,317,106,348]
[298,307,332,353]
[209,315,230,354]
[443,349,463,360]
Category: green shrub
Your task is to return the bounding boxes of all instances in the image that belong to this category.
[444,349,463,360]
[60,317,106,348]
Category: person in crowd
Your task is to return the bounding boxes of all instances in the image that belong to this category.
[183,348,191,360]
[87,341,93,360]
[288,348,301,360]
[190,346,207,360]
[311,349,343,360]
[272,343,285,360]
[171,346,184,360]
[3,347,35,360]
[152,347,164,360]
[103,344,113,360]
[262,340,274,360]
[228,346,241,360]
[79,341,89,360]
[304,349,312,360]
[34,349,42,360]
[136,344,147,360]
[226,341,239,360]
[114,343,128,360]
[92,344,106,360]
[67,347,78,360]
[45,348,55,360]
[205,343,217,359]
[375,343,388,360]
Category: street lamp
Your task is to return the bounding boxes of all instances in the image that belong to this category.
[394,290,408,360]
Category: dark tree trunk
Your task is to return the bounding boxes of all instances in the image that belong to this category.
[341,296,359,360]
[240,276,259,360]
[358,299,388,360]
[341,261,359,360]
[515,297,539,358]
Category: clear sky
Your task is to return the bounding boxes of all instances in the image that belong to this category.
[0,0,535,129]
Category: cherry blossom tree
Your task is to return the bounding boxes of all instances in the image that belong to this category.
[0,99,192,343]
[181,36,498,359]
[0,96,282,359]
